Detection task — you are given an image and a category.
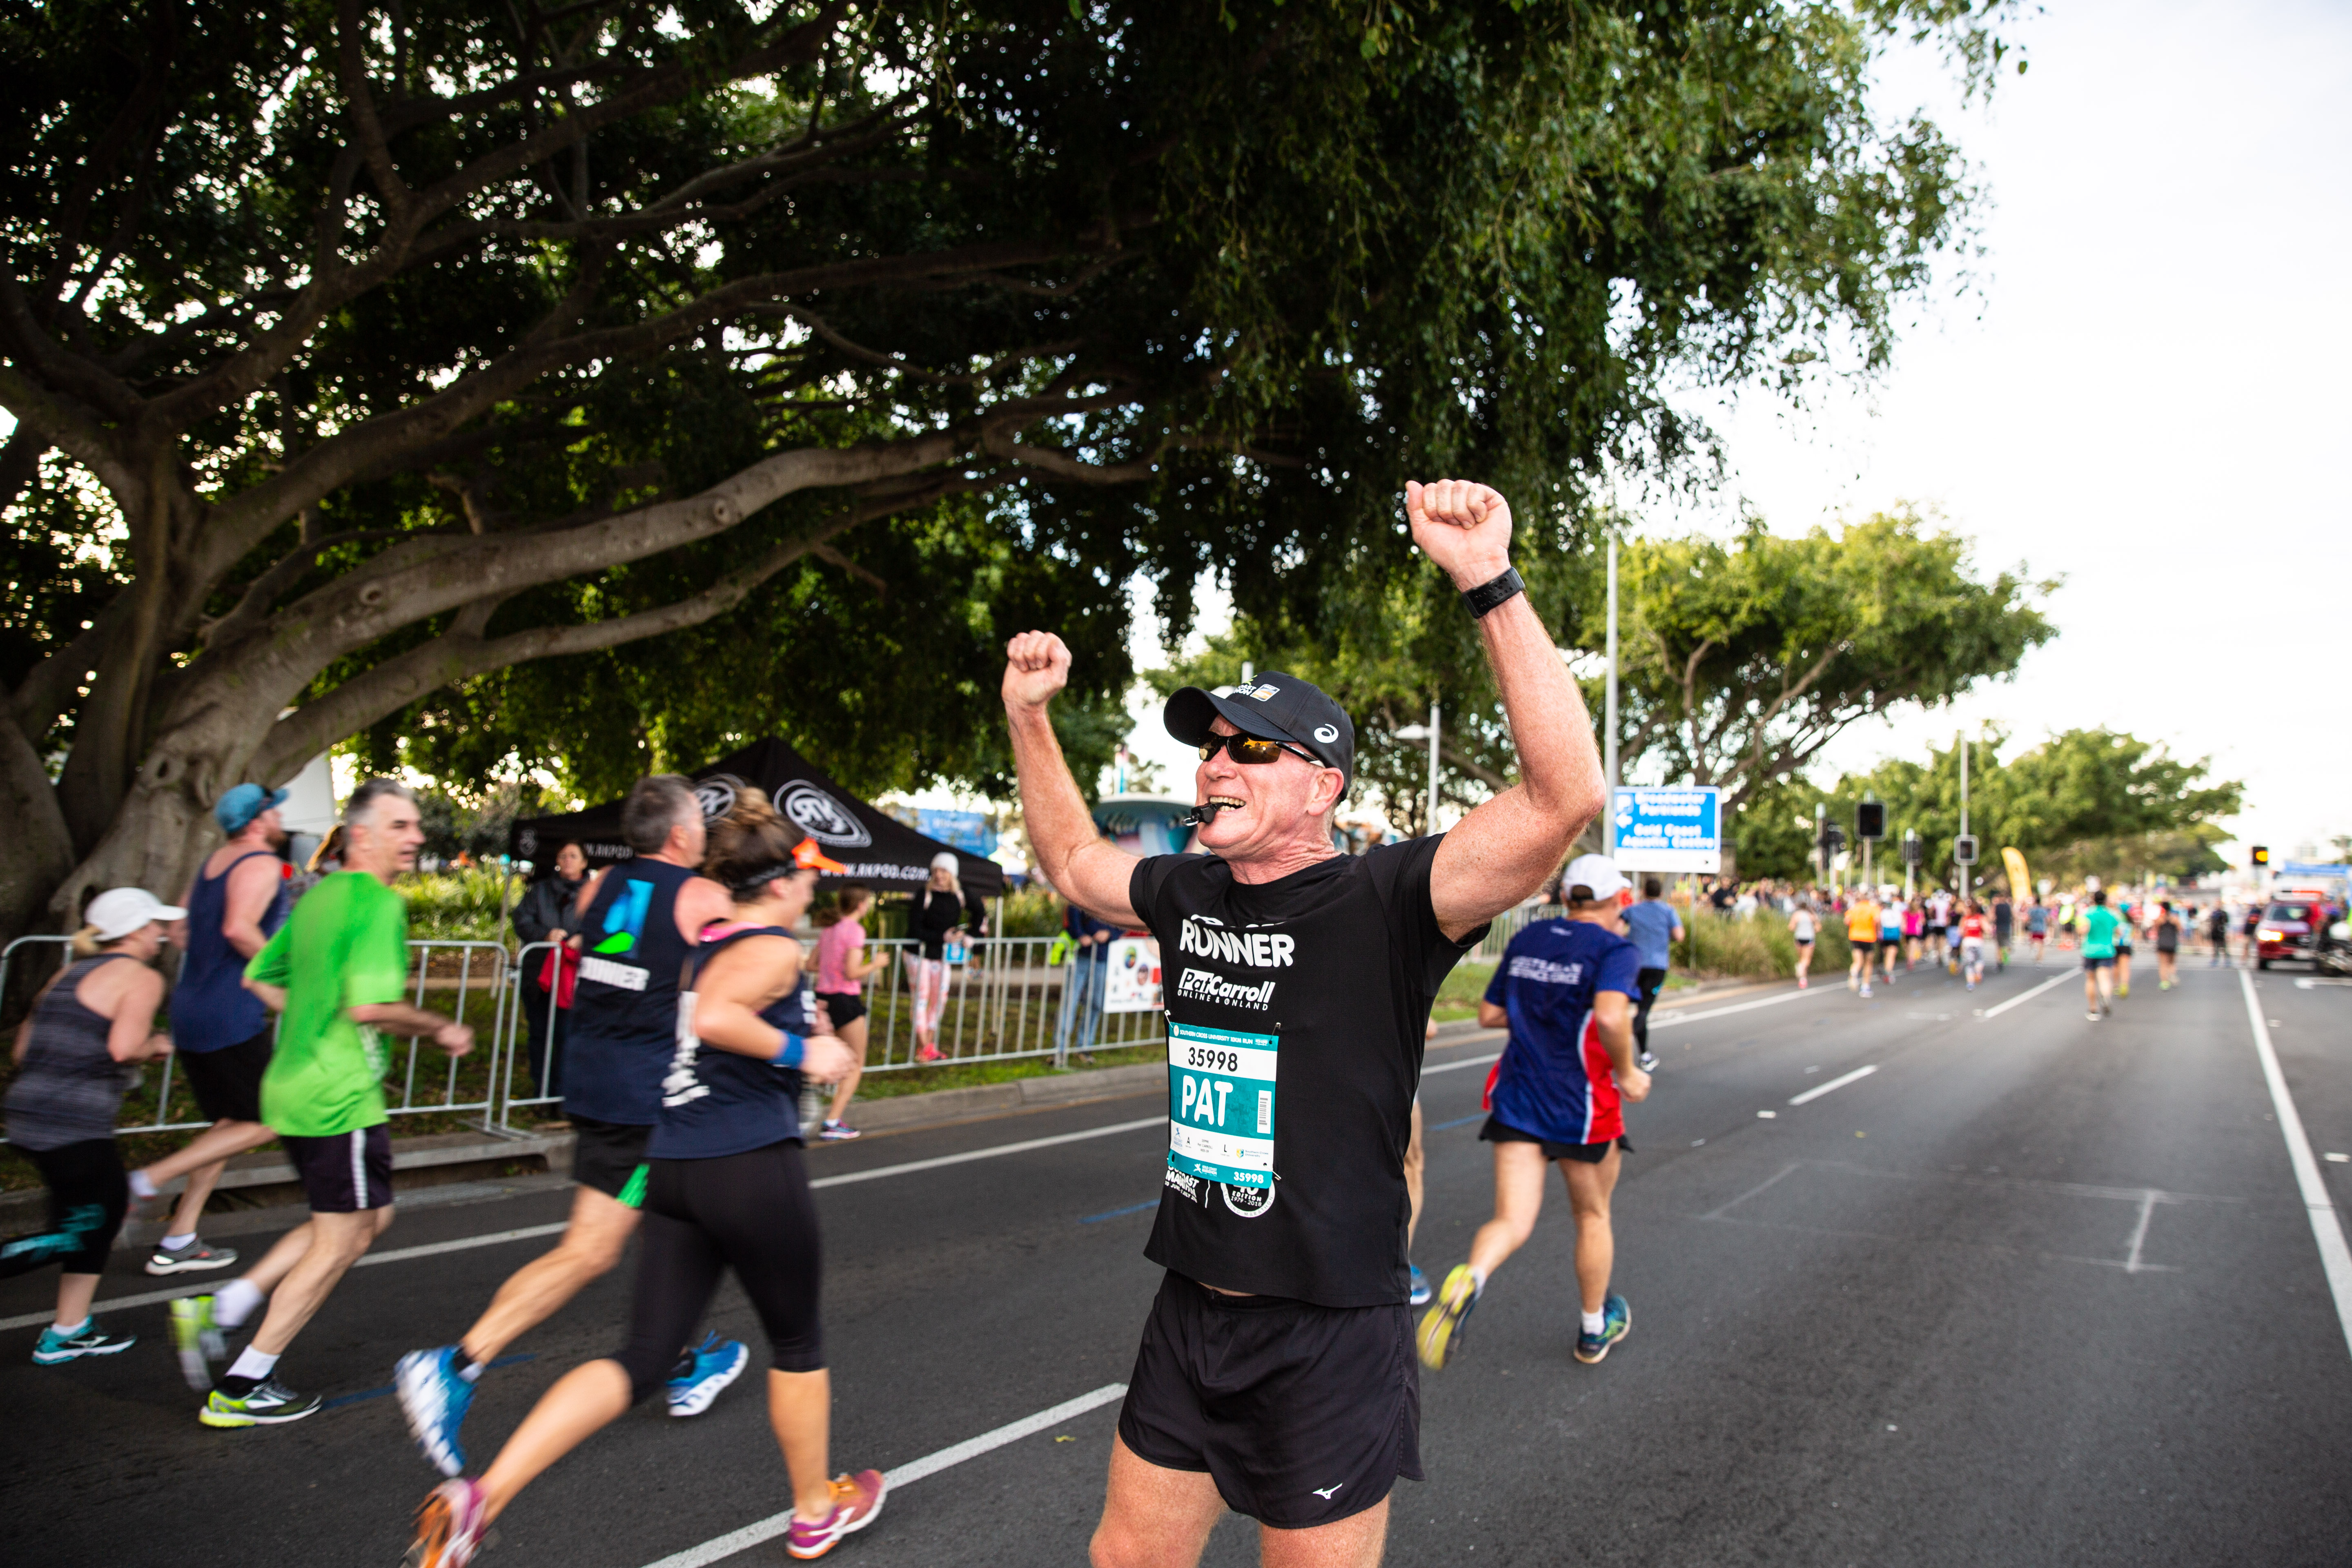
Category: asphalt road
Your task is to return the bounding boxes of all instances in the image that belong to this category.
[7,953,2350,1567]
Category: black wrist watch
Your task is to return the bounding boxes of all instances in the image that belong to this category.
[1461,566,1525,618]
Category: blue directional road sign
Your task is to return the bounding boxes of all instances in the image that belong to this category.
[1611,786,1722,873]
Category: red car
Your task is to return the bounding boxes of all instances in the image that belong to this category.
[2256,892,2342,969]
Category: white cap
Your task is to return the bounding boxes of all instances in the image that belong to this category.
[1560,854,1628,902]
[84,886,187,941]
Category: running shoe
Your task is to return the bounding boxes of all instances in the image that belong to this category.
[405,1477,490,1568]
[915,1045,943,1063]
[1574,1294,1631,1364]
[819,1120,862,1141]
[32,1318,135,1363]
[2086,1011,2101,1022]
[787,1470,886,1559]
[199,1377,321,1427]
[1416,1265,1481,1370]
[169,1294,227,1389]
[668,1332,749,1417]
[1408,1264,1432,1307]
[1637,1051,1658,1071]
[396,1346,478,1476]
[1859,984,1873,998]
[146,1237,239,1275]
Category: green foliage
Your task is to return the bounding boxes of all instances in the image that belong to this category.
[998,885,1066,938]
[1674,903,1850,979]
[399,866,517,943]
[1820,729,2244,890]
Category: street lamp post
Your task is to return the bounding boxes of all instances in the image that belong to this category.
[1604,535,1619,855]
[1395,701,1441,836]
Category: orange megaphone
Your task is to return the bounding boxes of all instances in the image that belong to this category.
[792,837,850,875]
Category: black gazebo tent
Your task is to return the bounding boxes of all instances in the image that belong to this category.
[506,737,1005,900]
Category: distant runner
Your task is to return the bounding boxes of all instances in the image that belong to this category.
[2026,898,2050,963]
[1787,898,1818,989]
[1619,877,1682,1072]
[2154,901,2183,989]
[2207,904,2231,965]
[1845,892,1881,998]
[1418,856,1650,1370]
[1959,902,1988,991]
[2080,889,2122,1020]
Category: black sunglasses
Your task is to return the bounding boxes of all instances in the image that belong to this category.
[1198,732,1323,767]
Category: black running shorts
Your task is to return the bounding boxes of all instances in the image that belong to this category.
[1479,1115,1624,1164]
[281,1125,393,1213]
[177,1032,272,1125]
[571,1114,652,1205]
[1117,1270,1420,1530]
[2082,954,2115,971]
[817,992,866,1029]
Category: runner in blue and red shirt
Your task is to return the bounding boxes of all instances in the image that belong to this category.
[1417,855,1652,1370]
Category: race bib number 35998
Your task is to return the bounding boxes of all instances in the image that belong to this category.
[1167,1020,1277,1190]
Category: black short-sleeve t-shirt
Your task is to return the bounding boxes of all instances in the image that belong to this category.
[1129,836,1487,1308]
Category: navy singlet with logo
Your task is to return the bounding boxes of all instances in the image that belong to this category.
[564,858,698,1126]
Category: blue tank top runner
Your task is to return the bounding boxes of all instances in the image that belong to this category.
[563,857,699,1126]
[647,923,812,1161]
[169,850,292,1054]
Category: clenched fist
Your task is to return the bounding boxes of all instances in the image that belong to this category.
[1404,479,1515,589]
[1002,630,1072,712]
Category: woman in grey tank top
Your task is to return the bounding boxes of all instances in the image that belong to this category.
[2,887,180,1363]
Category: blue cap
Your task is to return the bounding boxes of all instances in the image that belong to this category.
[215,783,289,835]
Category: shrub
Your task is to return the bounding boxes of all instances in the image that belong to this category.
[1673,904,1850,980]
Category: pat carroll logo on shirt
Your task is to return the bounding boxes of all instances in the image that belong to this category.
[1506,955,1586,986]
[1177,916,1295,969]
[1176,967,1276,1009]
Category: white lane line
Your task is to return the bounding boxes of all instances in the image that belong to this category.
[1979,970,2074,1020]
[1647,984,1834,1030]
[1788,1065,1877,1106]
[0,1221,576,1333]
[2238,970,2352,1359]
[808,1118,1161,1190]
[1422,1050,1501,1077]
[639,1383,1129,1568]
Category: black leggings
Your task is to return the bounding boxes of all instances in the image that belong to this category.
[0,1139,127,1278]
[615,1140,824,1402]
[1631,967,1667,1052]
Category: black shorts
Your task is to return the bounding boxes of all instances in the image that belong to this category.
[177,1032,272,1124]
[1850,937,1877,953]
[572,1114,652,1205]
[1118,1272,1420,1529]
[817,992,865,1029]
[2083,955,2115,971]
[1479,1115,1624,1164]
[281,1125,393,1213]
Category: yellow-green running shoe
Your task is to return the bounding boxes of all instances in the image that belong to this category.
[200,1378,320,1428]
[169,1295,225,1390]
[1416,1265,1481,1370]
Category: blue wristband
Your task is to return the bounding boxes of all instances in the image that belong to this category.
[776,1032,805,1069]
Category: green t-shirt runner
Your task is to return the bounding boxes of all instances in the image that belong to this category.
[2080,904,2121,960]
[247,871,412,1137]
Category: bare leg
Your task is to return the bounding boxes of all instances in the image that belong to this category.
[1464,1141,1550,1279]
[2084,967,2099,1012]
[477,1359,633,1527]
[768,1368,841,1520]
[227,1218,320,1303]
[1403,1101,1425,1248]
[164,1162,225,1239]
[140,1119,277,1187]
[825,1016,869,1125]
[1090,1431,1227,1568]
[460,1186,638,1365]
[248,1207,394,1356]
[56,1272,99,1327]
[1561,1147,1622,1315]
[1261,1497,1390,1568]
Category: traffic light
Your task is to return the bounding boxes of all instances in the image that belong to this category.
[1820,822,1847,857]
[1856,802,1885,841]
[1952,834,1979,866]
[1901,829,1922,866]
[2251,845,2270,867]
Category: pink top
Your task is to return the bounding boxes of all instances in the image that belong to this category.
[815,917,866,996]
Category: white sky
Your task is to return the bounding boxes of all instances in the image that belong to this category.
[1084,0,2352,863]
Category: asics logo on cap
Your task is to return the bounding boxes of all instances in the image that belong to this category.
[1312,725,1339,744]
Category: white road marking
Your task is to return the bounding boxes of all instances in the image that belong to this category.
[1978,970,2075,1019]
[1421,1050,1501,1076]
[1788,1065,1877,1106]
[1646,984,1835,1030]
[2123,1192,2159,1274]
[638,1383,1129,1568]
[807,1117,1161,1190]
[2238,969,2352,1360]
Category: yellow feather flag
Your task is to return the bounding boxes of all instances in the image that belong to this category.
[2001,846,2033,900]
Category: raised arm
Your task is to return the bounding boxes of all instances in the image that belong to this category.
[1409,480,1608,939]
[1002,630,1143,926]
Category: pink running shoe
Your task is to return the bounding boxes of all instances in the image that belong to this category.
[914,1045,943,1063]
[787,1470,887,1559]
[405,1478,488,1568]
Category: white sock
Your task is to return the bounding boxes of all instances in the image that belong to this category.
[161,1232,196,1252]
[129,1169,157,1199]
[213,1276,266,1329]
[51,1317,88,1336]
[1581,1309,1606,1336]
[1468,1266,1488,1295]
[227,1346,279,1382]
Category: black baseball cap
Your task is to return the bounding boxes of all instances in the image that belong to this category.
[1163,670,1355,785]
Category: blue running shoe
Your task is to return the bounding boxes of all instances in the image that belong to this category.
[1408,1265,1432,1307]
[1575,1293,1631,1364]
[395,1347,477,1477]
[33,1317,135,1363]
[668,1332,748,1417]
